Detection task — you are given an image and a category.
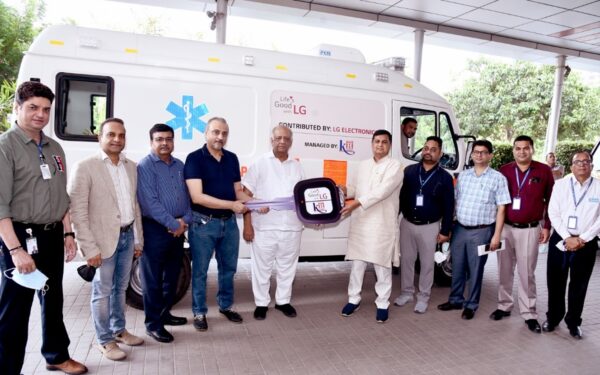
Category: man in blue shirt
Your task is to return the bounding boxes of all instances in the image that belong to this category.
[184,117,251,331]
[137,124,192,343]
[395,136,454,314]
[438,140,511,320]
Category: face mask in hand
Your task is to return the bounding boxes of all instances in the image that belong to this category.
[4,268,49,294]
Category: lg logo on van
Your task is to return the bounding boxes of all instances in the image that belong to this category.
[274,96,307,115]
[165,95,209,140]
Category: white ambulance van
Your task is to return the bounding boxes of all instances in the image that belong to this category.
[18,25,469,306]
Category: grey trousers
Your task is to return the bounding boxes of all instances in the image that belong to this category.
[399,220,440,303]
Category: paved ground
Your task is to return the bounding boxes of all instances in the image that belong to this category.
[20,253,600,375]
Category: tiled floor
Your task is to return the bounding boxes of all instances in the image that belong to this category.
[20,253,600,374]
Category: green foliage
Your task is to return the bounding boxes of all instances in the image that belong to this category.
[554,141,595,169]
[448,58,600,145]
[490,143,513,170]
[0,0,44,132]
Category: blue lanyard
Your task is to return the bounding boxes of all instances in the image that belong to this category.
[36,133,45,165]
[570,177,593,210]
[514,167,531,197]
[419,165,438,193]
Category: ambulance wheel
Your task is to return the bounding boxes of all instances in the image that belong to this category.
[126,252,192,310]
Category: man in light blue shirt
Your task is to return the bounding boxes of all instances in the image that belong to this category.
[438,139,511,320]
[137,123,192,343]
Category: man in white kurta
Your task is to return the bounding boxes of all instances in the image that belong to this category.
[242,126,305,320]
[340,129,404,323]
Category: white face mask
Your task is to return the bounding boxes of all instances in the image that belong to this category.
[4,268,49,294]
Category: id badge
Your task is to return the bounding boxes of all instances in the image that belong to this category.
[512,197,521,210]
[26,237,39,255]
[40,164,52,180]
[568,216,578,230]
[416,194,424,207]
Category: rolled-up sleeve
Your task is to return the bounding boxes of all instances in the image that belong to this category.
[0,147,13,220]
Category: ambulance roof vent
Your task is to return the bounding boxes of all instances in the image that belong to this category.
[372,57,406,73]
[309,44,366,63]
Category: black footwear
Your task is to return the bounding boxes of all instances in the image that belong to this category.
[146,327,174,343]
[275,304,297,318]
[437,302,463,311]
[569,326,583,339]
[254,306,268,320]
[193,314,208,331]
[542,320,556,332]
[219,309,244,323]
[525,319,541,333]
[461,308,475,320]
[489,309,511,321]
[164,313,187,326]
[341,303,360,317]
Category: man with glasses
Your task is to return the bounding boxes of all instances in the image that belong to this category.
[544,151,600,339]
[490,136,554,333]
[137,124,192,343]
[242,126,304,320]
[438,140,511,320]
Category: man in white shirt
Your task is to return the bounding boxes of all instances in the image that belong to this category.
[545,150,600,339]
[69,118,144,360]
[242,126,304,320]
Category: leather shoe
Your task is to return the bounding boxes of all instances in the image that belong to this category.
[461,308,475,320]
[146,327,174,343]
[254,306,268,320]
[525,319,541,333]
[437,302,463,311]
[542,320,556,332]
[489,309,511,321]
[193,314,208,331]
[164,313,187,326]
[275,304,297,318]
[219,309,244,323]
[569,326,583,339]
[46,358,88,375]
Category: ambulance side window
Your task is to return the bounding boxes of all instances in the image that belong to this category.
[55,73,114,141]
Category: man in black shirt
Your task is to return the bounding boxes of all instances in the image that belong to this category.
[394,136,454,313]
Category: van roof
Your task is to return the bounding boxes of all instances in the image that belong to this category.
[28,25,449,106]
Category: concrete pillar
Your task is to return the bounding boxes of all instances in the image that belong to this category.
[544,55,567,156]
[413,29,424,82]
[216,0,228,44]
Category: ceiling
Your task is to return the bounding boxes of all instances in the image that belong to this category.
[112,0,600,71]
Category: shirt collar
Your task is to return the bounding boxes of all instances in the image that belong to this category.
[373,155,390,164]
[100,149,126,164]
[267,150,292,162]
[571,175,593,187]
[12,122,48,145]
[149,152,172,164]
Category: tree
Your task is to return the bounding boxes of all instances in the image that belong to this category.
[0,0,44,132]
[447,58,600,144]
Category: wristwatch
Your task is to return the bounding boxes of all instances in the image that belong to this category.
[64,232,76,239]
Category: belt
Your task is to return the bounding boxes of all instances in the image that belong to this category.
[406,218,438,226]
[120,222,134,233]
[506,221,539,229]
[13,221,61,231]
[459,223,494,230]
[209,213,233,220]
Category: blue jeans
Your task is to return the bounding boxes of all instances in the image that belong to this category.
[91,228,134,345]
[189,212,239,316]
[448,224,493,310]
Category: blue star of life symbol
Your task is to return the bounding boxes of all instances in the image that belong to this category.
[165,95,209,140]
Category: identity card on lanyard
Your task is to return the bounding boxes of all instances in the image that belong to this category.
[416,166,437,207]
[37,136,51,180]
[569,177,594,230]
[512,167,530,210]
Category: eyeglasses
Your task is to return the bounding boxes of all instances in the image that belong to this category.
[572,159,592,166]
[153,137,174,143]
[472,150,489,156]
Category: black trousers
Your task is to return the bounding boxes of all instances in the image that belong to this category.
[0,222,70,375]
[140,218,185,331]
[546,231,598,328]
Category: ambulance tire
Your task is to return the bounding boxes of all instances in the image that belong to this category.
[126,251,192,310]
